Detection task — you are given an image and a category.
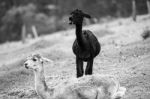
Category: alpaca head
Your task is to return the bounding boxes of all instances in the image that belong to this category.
[24,53,52,71]
[69,9,91,25]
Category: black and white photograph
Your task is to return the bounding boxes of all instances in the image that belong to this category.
[0,0,150,99]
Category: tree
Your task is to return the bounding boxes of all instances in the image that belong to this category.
[132,0,137,21]
[147,0,150,14]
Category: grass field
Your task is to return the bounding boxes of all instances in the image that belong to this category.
[0,15,150,99]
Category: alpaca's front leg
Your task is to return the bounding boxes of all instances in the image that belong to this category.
[85,58,93,75]
[76,57,84,78]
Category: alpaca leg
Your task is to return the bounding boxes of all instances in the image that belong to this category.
[76,57,84,78]
[85,58,93,75]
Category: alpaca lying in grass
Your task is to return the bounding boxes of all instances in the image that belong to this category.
[24,53,126,99]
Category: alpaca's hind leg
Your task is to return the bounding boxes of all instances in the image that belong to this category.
[76,57,84,78]
[85,58,93,75]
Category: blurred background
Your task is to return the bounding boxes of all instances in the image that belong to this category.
[0,1,150,99]
[0,0,149,43]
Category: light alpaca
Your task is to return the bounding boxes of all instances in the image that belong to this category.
[24,54,126,99]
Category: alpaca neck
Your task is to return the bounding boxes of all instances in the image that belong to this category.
[34,68,48,91]
[75,23,85,49]
[34,64,51,99]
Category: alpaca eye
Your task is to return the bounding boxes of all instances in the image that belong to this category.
[33,58,37,62]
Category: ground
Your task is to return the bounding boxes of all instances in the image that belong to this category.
[0,15,150,99]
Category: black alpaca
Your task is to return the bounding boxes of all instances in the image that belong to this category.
[69,9,101,78]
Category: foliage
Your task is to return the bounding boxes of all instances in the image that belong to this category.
[0,4,37,43]
[0,0,148,43]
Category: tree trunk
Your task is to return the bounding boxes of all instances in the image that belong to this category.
[147,0,150,14]
[31,25,38,38]
[116,3,122,17]
[111,0,120,17]
[132,0,136,21]
[21,24,26,43]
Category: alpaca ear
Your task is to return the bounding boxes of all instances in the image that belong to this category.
[83,13,91,19]
[41,57,53,63]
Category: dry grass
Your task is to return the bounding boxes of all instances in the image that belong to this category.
[0,14,150,99]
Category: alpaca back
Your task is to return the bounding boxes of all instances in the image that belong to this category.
[53,74,123,99]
